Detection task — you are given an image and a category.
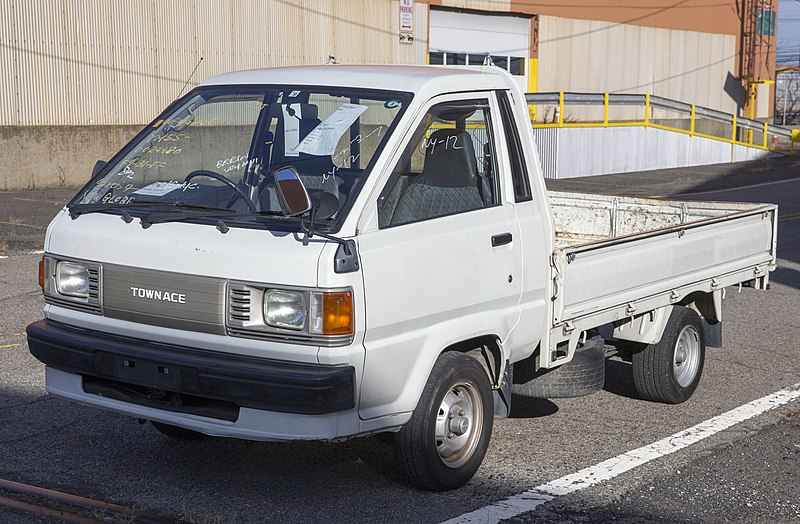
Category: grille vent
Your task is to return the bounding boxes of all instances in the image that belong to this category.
[88,267,100,300]
[228,285,252,323]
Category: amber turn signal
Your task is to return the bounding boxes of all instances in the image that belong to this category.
[38,256,45,292]
[311,291,354,335]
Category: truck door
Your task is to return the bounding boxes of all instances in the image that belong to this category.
[356,93,523,419]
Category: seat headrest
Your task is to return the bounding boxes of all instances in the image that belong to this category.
[421,129,478,188]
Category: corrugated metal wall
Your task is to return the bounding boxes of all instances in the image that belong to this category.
[531,128,558,179]
[537,16,740,119]
[537,126,770,179]
[1,0,428,126]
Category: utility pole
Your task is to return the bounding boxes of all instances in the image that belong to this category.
[742,0,776,121]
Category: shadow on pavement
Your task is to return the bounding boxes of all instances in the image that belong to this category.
[509,395,559,419]
[602,359,641,400]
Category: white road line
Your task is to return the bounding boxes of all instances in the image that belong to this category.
[443,382,800,524]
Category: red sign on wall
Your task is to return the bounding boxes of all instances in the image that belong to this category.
[400,0,414,32]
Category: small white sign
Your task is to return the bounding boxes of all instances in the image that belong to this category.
[133,181,183,196]
[295,104,368,156]
[399,0,413,32]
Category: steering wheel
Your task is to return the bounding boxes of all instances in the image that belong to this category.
[183,169,258,213]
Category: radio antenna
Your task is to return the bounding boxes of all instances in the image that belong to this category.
[177,56,204,99]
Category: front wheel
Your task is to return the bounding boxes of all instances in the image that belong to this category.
[395,352,493,491]
[632,306,705,404]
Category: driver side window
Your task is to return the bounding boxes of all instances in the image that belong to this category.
[377,99,498,228]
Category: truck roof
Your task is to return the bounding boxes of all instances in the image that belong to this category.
[201,64,515,94]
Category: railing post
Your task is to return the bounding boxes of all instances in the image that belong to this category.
[690,105,696,136]
[558,91,564,126]
[644,94,650,126]
[763,122,768,149]
[731,114,737,161]
[603,92,609,126]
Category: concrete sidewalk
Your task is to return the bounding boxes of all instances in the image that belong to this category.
[1,155,798,255]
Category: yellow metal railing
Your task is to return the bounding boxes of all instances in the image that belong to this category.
[527,92,799,154]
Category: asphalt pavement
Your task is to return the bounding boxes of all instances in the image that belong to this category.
[546,154,800,197]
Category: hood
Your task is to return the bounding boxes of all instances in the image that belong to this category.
[45,210,326,287]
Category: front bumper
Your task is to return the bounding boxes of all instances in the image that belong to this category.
[27,319,356,418]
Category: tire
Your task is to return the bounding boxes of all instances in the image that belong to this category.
[150,421,205,440]
[395,352,493,491]
[632,306,705,404]
[512,335,605,398]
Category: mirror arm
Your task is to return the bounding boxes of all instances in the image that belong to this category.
[300,211,359,273]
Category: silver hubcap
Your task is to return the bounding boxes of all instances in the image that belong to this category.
[673,325,701,388]
[435,381,483,469]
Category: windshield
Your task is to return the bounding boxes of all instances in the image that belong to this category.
[71,85,410,230]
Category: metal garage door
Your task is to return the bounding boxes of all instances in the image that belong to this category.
[429,8,531,94]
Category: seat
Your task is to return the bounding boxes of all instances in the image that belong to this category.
[260,103,339,212]
[389,129,484,226]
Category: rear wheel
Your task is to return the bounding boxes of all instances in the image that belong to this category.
[632,307,705,404]
[395,352,493,491]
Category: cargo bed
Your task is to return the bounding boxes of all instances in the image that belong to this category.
[544,191,778,367]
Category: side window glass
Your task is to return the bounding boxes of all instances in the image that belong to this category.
[378,99,498,228]
[498,91,532,202]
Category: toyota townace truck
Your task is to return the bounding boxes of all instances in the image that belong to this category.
[28,65,777,490]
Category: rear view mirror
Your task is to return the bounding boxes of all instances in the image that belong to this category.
[274,167,312,216]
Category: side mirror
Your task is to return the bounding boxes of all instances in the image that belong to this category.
[274,166,312,216]
[92,160,107,178]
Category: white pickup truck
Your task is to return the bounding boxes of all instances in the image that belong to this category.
[27,65,777,491]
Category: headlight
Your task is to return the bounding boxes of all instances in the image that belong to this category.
[263,290,306,330]
[55,261,90,298]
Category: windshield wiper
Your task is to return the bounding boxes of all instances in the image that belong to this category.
[138,206,238,229]
[68,202,172,220]
[69,201,233,221]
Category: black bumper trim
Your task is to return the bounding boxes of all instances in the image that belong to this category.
[27,319,355,415]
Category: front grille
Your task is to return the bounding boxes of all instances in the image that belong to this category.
[102,265,225,335]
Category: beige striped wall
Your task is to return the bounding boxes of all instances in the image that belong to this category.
[537,15,741,119]
[0,1,752,190]
[1,0,429,126]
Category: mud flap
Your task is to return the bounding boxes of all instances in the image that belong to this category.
[493,360,512,418]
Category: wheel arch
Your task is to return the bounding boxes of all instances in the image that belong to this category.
[358,330,507,421]
[446,335,505,388]
[614,290,723,348]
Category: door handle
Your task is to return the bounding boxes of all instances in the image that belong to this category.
[491,233,513,247]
